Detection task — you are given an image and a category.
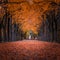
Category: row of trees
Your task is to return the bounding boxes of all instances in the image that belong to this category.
[38,3,60,43]
[0,1,60,43]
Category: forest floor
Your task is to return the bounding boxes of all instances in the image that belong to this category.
[0,40,60,60]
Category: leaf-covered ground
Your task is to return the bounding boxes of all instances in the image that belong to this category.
[0,40,60,60]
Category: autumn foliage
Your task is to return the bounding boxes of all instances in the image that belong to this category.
[0,0,60,34]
